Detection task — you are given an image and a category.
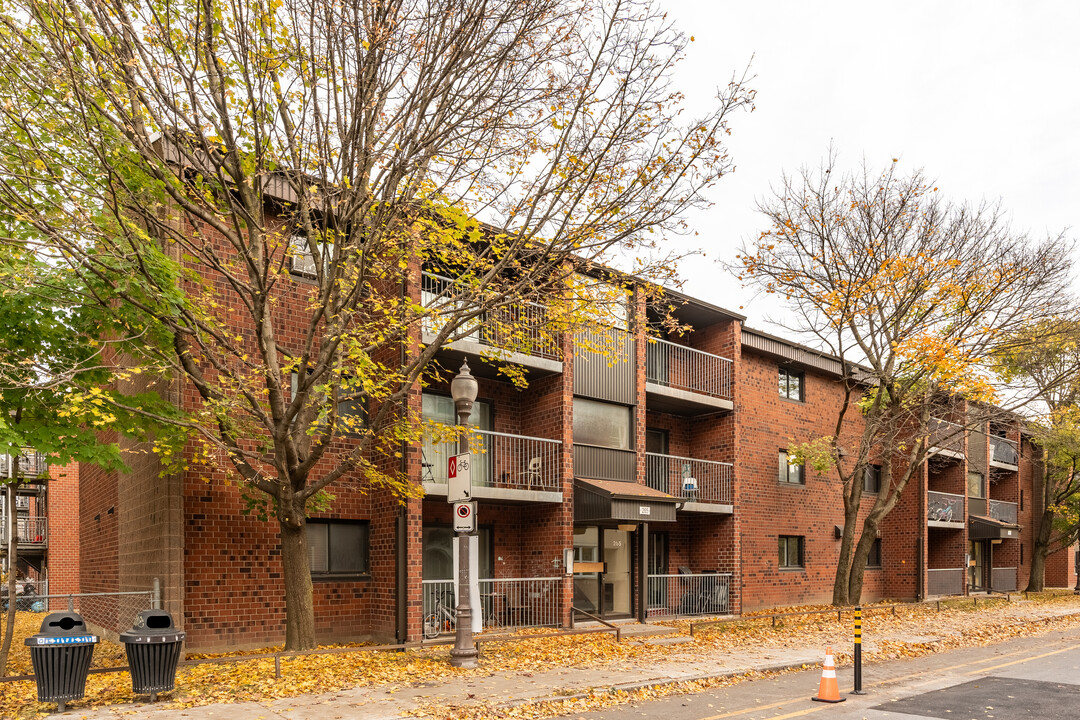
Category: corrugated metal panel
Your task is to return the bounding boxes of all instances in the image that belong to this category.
[968,497,987,518]
[575,486,611,522]
[611,498,676,522]
[741,328,866,378]
[573,329,636,404]
[574,445,637,482]
[969,427,988,476]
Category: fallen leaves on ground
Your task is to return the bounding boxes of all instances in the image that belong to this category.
[2,591,1080,719]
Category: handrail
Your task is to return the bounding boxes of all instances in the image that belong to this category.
[643,452,731,468]
[570,606,622,642]
[927,490,965,499]
[648,336,733,363]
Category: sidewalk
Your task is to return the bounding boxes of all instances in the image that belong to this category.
[51,597,1080,720]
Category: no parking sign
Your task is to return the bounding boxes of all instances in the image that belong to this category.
[453,501,477,533]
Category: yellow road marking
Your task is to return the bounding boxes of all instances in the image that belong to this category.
[967,644,1080,674]
[701,703,827,720]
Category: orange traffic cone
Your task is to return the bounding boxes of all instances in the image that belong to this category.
[811,646,846,703]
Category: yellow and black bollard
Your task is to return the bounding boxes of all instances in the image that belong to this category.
[852,605,865,695]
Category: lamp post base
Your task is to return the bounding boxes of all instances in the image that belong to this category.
[449,647,479,668]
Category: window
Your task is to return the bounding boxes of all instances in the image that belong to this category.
[967,471,985,499]
[779,535,804,568]
[573,398,632,450]
[779,367,804,401]
[866,538,882,568]
[863,465,882,494]
[307,520,369,576]
[421,393,492,483]
[290,371,365,436]
[778,450,805,485]
[422,525,494,580]
[289,234,330,279]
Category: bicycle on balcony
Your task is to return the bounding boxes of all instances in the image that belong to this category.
[928,500,955,522]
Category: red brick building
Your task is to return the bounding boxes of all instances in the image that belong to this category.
[73,231,1058,651]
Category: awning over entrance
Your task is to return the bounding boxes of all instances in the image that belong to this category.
[574,478,678,523]
[969,515,1021,540]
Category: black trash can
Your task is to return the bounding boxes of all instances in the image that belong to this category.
[24,612,99,712]
[119,609,185,701]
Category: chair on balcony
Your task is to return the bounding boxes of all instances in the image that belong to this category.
[518,457,543,489]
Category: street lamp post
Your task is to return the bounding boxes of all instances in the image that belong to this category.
[449,360,479,668]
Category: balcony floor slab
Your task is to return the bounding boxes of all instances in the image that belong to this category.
[423,482,563,505]
[678,502,733,515]
[644,382,733,415]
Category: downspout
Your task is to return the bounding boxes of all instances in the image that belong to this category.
[396,273,409,644]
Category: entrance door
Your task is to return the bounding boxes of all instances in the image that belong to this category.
[573,526,633,619]
[602,529,632,616]
[968,540,985,591]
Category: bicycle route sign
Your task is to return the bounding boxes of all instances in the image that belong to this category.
[453,500,477,533]
[447,452,472,502]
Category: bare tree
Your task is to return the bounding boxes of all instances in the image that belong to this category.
[738,155,1073,605]
[995,320,1080,590]
[0,0,753,647]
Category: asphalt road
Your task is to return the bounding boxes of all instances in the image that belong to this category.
[566,628,1080,720]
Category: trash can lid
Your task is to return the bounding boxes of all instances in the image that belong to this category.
[24,612,99,646]
[119,609,186,644]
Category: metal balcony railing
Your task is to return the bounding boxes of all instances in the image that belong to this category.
[422,429,562,492]
[990,438,1019,466]
[928,418,965,456]
[927,490,964,523]
[1,515,47,545]
[645,337,733,400]
[927,568,965,596]
[421,272,561,360]
[988,499,1018,525]
[421,577,562,636]
[0,451,49,478]
[645,453,733,505]
[991,567,1018,592]
[647,572,733,617]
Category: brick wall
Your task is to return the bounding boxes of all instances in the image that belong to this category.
[46,462,79,595]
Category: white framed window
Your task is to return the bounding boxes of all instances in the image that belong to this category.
[778,450,804,485]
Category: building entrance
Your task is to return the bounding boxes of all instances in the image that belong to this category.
[573,526,632,619]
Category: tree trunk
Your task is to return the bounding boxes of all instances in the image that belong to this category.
[832,497,859,606]
[0,483,18,675]
[1027,506,1055,592]
[280,516,316,650]
[848,514,881,603]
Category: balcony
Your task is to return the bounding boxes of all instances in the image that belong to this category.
[927,490,964,528]
[0,451,49,479]
[927,568,965,596]
[422,576,562,636]
[645,453,733,514]
[647,572,733,618]
[421,272,562,375]
[928,418,965,459]
[988,499,1018,525]
[0,516,47,550]
[645,338,733,415]
[989,438,1019,470]
[422,429,563,503]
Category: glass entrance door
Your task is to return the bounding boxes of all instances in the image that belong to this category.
[602,529,631,617]
[968,540,985,591]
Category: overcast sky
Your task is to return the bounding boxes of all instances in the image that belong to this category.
[659,1,1080,332]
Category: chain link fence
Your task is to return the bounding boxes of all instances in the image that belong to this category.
[1,588,157,671]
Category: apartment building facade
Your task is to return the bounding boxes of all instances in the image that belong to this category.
[73,209,1057,650]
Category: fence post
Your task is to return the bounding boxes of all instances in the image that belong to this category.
[152,577,162,609]
[67,594,74,612]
